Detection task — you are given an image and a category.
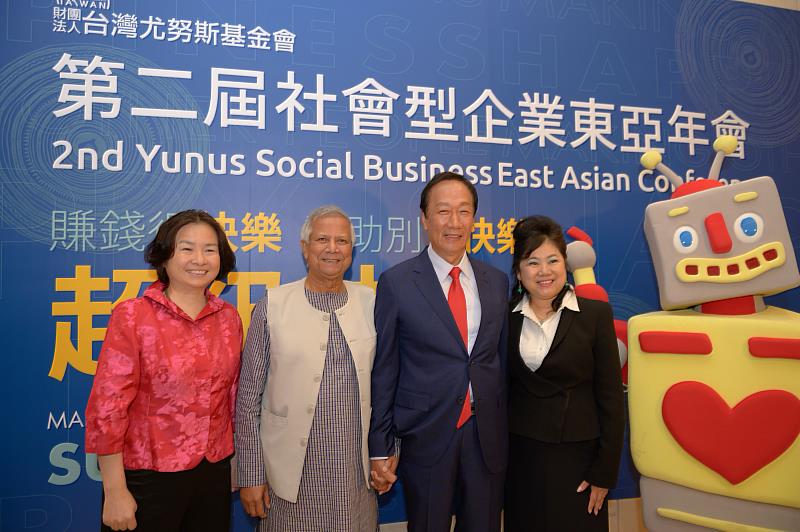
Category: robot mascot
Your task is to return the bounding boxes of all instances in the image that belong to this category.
[627,136,800,530]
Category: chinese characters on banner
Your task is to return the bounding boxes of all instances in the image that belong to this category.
[52,6,296,53]
[51,54,750,157]
[49,264,379,381]
[50,211,518,257]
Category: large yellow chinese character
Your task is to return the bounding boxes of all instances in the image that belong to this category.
[215,211,239,252]
[50,265,112,380]
[357,264,377,291]
[496,217,517,254]
[241,212,282,252]
[112,269,158,306]
[470,217,496,253]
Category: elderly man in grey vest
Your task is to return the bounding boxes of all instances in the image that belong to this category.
[235,205,378,531]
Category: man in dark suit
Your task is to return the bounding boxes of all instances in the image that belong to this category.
[369,172,509,532]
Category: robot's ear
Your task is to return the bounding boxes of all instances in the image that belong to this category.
[641,150,683,189]
[566,240,595,273]
[566,225,593,246]
[565,227,609,302]
[707,135,738,181]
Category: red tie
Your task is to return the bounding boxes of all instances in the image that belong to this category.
[448,267,472,428]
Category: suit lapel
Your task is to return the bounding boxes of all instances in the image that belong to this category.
[412,250,468,354]
[508,308,523,355]
[548,307,575,354]
[471,257,492,350]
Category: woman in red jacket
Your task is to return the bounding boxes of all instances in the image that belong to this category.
[86,210,242,532]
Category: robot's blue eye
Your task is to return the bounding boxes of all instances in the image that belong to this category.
[733,212,764,242]
[739,216,758,237]
[673,226,699,253]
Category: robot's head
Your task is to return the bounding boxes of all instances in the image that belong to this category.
[641,137,799,310]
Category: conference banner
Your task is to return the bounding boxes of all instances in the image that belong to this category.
[1,0,797,529]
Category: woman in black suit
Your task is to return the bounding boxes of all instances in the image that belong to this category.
[504,216,624,531]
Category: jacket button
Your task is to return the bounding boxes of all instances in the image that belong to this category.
[300,438,307,447]
[456,395,464,404]
[307,405,314,414]
[313,374,322,382]
[320,343,327,351]
[322,314,330,321]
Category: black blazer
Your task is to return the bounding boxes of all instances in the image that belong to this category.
[507,296,624,487]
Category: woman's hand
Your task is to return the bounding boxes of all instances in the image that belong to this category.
[102,486,138,530]
[240,484,271,518]
[577,480,609,515]
[98,453,137,530]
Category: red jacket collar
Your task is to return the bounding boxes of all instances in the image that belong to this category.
[143,280,225,320]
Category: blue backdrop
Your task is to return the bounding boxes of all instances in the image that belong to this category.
[1,0,798,529]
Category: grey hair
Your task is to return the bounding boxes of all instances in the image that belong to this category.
[300,205,355,243]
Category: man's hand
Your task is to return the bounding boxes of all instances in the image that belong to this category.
[240,484,271,518]
[102,486,138,530]
[370,456,399,495]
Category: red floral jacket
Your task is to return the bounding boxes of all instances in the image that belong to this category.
[86,281,242,472]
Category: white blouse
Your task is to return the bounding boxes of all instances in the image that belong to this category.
[512,288,580,372]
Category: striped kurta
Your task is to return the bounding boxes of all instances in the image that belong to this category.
[236,288,378,532]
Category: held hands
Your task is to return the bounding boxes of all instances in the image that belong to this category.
[240,484,271,518]
[369,455,399,495]
[577,480,609,516]
[102,486,138,531]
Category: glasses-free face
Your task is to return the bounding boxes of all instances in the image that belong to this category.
[421,180,475,265]
[164,222,221,293]
[517,238,568,308]
[301,215,353,286]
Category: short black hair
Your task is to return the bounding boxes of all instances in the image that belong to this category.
[510,215,571,310]
[419,171,478,215]
[144,210,236,284]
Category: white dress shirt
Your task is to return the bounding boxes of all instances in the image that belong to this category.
[512,288,580,372]
[427,246,481,354]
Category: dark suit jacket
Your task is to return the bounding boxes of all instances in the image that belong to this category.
[507,296,624,487]
[369,249,509,473]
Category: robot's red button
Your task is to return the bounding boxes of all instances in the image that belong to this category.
[749,337,800,360]
[639,331,712,354]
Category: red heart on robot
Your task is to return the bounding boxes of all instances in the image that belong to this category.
[661,381,800,484]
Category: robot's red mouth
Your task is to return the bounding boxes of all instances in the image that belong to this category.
[691,252,774,276]
[676,242,785,283]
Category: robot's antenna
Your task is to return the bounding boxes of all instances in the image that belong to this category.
[707,135,738,181]
[641,151,683,189]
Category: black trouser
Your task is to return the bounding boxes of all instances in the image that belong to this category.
[100,457,232,532]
